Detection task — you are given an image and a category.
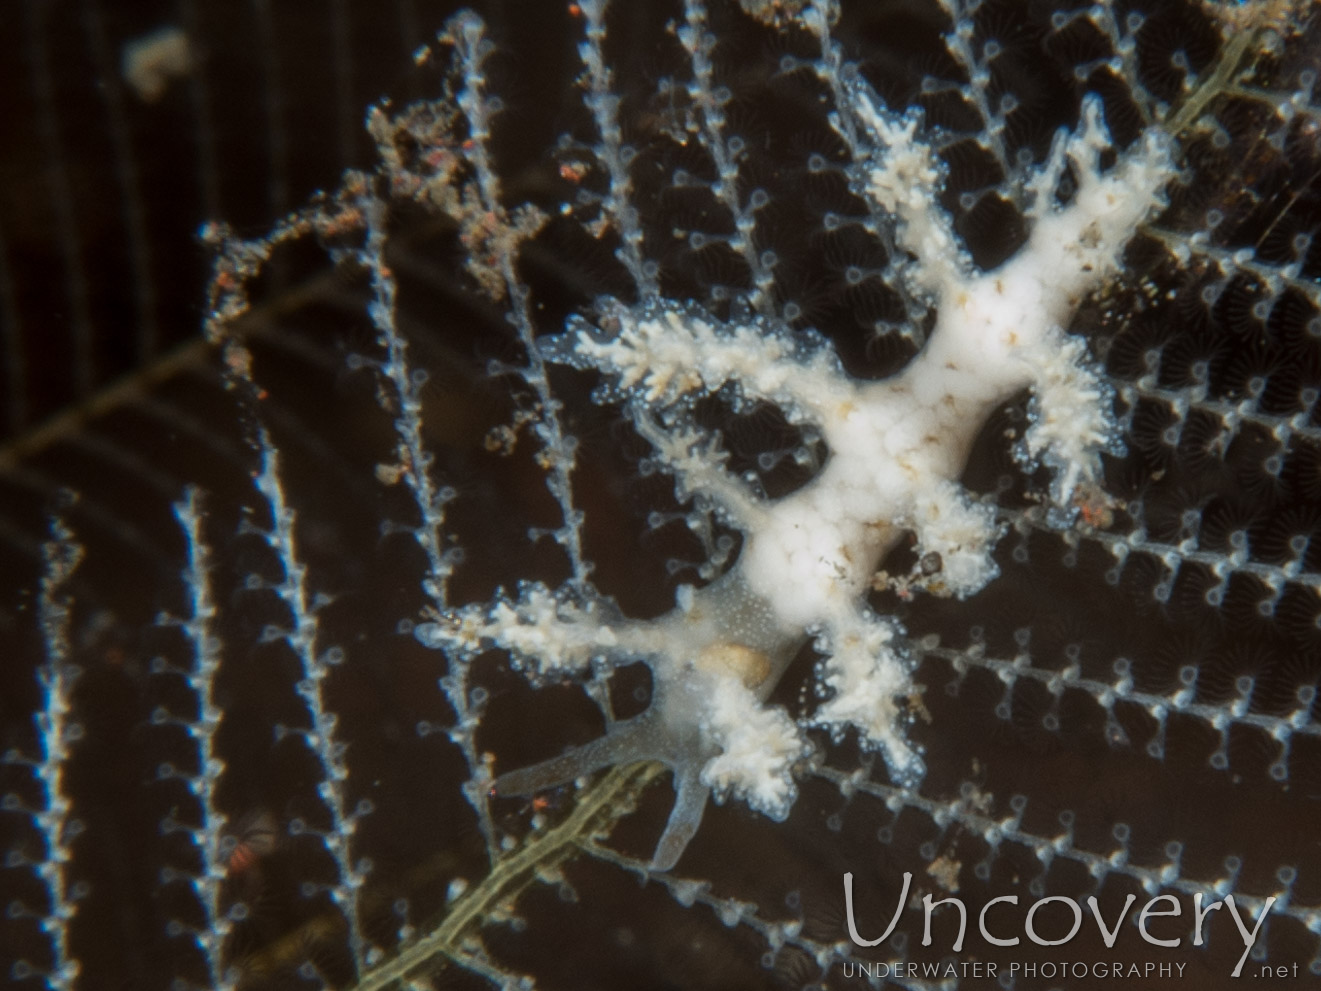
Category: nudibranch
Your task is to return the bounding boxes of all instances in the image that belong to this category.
[418,96,1172,870]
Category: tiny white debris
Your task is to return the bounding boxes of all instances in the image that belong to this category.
[122,26,192,103]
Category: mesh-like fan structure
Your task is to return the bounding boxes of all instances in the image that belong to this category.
[2,1,1321,990]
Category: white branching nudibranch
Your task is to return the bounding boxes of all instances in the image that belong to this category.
[418,93,1173,870]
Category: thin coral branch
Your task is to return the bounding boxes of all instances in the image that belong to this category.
[444,12,594,595]
[251,429,370,973]
[577,0,659,301]
[33,520,83,991]
[358,192,501,867]
[915,635,1319,778]
[170,487,237,989]
[679,0,780,316]
[4,518,84,989]
[347,764,663,991]
[1002,502,1321,605]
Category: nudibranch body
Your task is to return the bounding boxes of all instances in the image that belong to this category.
[419,97,1173,870]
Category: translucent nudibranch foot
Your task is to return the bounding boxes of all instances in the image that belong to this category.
[492,709,713,871]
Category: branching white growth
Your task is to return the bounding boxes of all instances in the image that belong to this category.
[555,306,843,421]
[630,415,765,529]
[853,99,970,297]
[700,678,809,817]
[477,62,1175,871]
[1019,331,1120,514]
[420,585,656,675]
[809,609,920,784]
[903,482,1004,598]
